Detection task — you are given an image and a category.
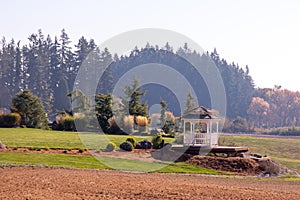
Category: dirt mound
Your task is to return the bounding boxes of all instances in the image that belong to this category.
[187,156,299,176]
[187,156,260,175]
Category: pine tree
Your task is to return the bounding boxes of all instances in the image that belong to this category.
[184,90,197,113]
[160,99,167,128]
[95,93,113,133]
[25,30,52,113]
[98,48,114,94]
[123,77,147,117]
[11,90,48,129]
[51,29,75,112]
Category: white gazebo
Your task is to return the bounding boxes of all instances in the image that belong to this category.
[181,106,222,147]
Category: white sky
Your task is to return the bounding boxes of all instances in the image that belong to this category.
[1,0,300,91]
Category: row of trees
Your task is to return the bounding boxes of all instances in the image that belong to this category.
[0,29,113,117]
[2,29,300,130]
[248,87,300,128]
[0,29,255,121]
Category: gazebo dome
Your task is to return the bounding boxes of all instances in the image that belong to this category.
[182,106,220,119]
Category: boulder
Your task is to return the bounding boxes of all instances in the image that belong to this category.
[0,140,6,149]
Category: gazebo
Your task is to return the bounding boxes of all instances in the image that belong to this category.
[181,106,222,147]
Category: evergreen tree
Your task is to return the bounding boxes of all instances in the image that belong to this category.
[51,29,75,112]
[159,99,175,134]
[67,89,92,114]
[184,90,197,113]
[160,99,167,128]
[14,41,22,92]
[95,93,113,133]
[25,30,52,113]
[98,48,114,94]
[11,90,48,129]
[123,77,148,117]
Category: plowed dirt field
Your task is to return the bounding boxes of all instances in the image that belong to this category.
[0,166,299,199]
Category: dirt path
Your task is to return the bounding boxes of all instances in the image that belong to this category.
[0,167,299,200]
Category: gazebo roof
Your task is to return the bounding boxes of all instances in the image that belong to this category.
[182,106,220,119]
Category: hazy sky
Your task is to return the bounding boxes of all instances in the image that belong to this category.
[1,0,300,91]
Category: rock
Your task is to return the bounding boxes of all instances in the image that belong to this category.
[0,140,6,149]
[257,158,298,176]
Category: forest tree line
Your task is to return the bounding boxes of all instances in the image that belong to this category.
[0,29,299,129]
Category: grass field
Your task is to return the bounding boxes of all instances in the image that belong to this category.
[0,152,225,174]
[0,128,173,150]
[219,135,300,172]
[1,128,218,174]
[0,128,299,173]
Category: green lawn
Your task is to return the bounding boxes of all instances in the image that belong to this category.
[219,135,300,172]
[0,128,173,150]
[0,128,299,173]
[0,152,225,174]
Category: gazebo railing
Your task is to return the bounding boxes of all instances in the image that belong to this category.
[184,132,219,146]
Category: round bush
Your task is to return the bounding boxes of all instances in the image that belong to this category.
[120,141,133,151]
[126,137,137,148]
[105,142,116,152]
[136,140,152,149]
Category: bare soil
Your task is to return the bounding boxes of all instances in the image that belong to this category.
[0,166,299,200]
[0,147,92,155]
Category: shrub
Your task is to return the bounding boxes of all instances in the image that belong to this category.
[123,115,134,134]
[126,137,137,148]
[223,117,253,133]
[78,149,84,153]
[74,113,88,131]
[166,111,175,122]
[174,134,184,144]
[63,115,76,131]
[138,126,147,133]
[151,134,163,149]
[53,112,85,132]
[108,117,124,134]
[136,116,148,126]
[105,142,117,152]
[136,140,152,149]
[136,116,148,133]
[120,141,133,151]
[52,113,67,131]
[0,113,21,127]
[11,90,48,129]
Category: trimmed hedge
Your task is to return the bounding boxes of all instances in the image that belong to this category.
[0,113,21,127]
[52,113,87,131]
